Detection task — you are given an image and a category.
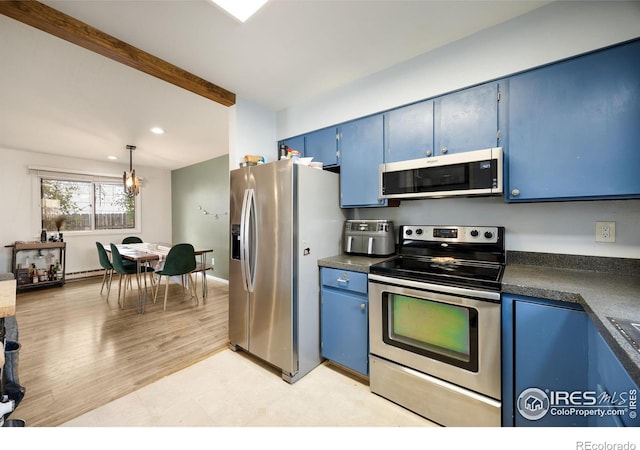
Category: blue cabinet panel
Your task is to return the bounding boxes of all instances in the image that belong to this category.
[513,299,589,426]
[503,294,639,427]
[506,39,640,201]
[434,82,499,155]
[280,135,305,156]
[385,100,434,162]
[305,127,338,167]
[320,268,368,294]
[321,288,369,376]
[587,322,640,427]
[339,114,386,208]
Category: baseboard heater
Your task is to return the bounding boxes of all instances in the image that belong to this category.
[66,269,105,280]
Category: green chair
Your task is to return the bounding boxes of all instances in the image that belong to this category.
[95,242,113,300]
[153,243,198,311]
[110,243,154,310]
[122,236,143,244]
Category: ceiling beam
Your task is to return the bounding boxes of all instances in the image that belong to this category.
[0,0,236,107]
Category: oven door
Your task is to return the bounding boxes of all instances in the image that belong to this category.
[369,274,501,400]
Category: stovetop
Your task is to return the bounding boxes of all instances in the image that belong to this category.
[370,225,506,291]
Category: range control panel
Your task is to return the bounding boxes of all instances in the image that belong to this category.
[402,225,500,244]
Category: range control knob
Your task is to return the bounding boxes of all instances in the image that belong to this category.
[405,229,413,236]
[470,229,479,237]
[415,228,423,235]
[484,231,494,239]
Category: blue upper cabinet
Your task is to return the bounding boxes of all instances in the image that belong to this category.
[305,126,339,168]
[279,135,305,157]
[339,114,386,208]
[505,39,640,202]
[434,81,500,156]
[385,100,434,163]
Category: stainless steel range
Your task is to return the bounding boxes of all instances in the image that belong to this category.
[368,225,505,427]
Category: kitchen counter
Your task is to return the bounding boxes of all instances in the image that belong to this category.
[503,252,640,387]
[317,254,393,273]
[318,251,640,387]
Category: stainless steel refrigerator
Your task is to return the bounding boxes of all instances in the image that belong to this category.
[229,159,344,383]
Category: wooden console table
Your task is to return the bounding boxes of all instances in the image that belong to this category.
[5,242,66,291]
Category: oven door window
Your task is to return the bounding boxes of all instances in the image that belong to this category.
[382,293,479,372]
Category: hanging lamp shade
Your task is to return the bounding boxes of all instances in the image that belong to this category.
[123,145,140,196]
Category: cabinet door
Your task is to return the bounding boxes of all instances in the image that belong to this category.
[279,135,305,156]
[506,40,640,201]
[321,287,369,376]
[305,127,338,167]
[587,321,640,427]
[339,114,386,208]
[434,82,499,156]
[385,100,434,163]
[513,300,589,427]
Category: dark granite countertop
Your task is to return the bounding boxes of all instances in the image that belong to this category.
[503,252,640,387]
[317,254,393,273]
[318,251,640,386]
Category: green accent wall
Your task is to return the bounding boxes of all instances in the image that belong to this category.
[171,154,229,280]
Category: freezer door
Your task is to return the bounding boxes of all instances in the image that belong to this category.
[249,161,296,375]
[229,167,250,350]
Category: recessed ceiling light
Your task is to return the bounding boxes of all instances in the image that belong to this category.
[107,155,117,160]
[210,0,268,23]
[150,127,165,135]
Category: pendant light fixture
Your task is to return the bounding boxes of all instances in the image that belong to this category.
[123,145,140,196]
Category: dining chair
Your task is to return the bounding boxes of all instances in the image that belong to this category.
[110,243,154,310]
[153,243,198,311]
[122,236,143,244]
[95,242,113,301]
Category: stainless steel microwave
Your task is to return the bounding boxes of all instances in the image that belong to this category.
[379,147,503,200]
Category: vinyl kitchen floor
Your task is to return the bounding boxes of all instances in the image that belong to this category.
[60,348,436,427]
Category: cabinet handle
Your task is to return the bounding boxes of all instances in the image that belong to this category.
[360,303,366,311]
[511,188,520,197]
[425,149,432,157]
[441,146,448,154]
[337,277,349,283]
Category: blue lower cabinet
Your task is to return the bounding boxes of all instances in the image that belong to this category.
[587,322,640,427]
[320,268,369,376]
[503,294,639,427]
[513,299,589,426]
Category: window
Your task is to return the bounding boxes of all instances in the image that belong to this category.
[39,172,137,233]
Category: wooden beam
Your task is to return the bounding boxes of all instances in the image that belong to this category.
[0,0,236,107]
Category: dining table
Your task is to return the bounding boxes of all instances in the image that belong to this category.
[105,242,213,314]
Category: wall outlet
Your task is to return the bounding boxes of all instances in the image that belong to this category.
[211,257,215,266]
[595,221,616,243]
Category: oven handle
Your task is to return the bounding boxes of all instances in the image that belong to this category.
[368,273,500,302]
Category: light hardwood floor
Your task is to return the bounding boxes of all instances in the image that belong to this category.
[10,274,229,427]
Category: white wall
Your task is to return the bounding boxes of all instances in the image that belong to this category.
[277,1,640,138]
[228,97,277,171]
[0,147,172,274]
[275,1,640,259]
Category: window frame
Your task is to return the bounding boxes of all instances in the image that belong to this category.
[31,167,142,237]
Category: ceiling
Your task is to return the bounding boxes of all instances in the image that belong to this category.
[0,0,551,170]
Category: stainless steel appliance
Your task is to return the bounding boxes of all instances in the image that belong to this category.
[379,147,503,200]
[229,159,344,383]
[344,220,395,257]
[368,225,505,427]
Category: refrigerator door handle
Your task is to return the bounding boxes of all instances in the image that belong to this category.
[244,188,257,293]
[239,188,250,292]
